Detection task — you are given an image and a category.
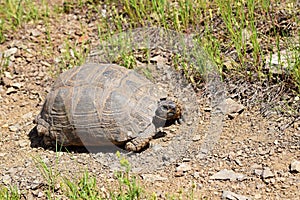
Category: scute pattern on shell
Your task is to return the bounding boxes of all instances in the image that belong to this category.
[36,63,165,148]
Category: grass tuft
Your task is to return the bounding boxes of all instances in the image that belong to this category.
[110,151,143,200]
[0,0,50,43]
[63,171,101,200]
[0,185,20,200]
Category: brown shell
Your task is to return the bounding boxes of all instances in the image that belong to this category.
[36,63,164,147]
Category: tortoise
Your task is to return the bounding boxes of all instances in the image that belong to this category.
[35,63,182,152]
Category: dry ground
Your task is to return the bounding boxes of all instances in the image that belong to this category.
[0,1,299,199]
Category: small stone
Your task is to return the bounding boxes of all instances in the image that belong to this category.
[269,178,276,184]
[18,140,28,148]
[141,174,168,182]
[22,112,33,119]
[264,50,294,74]
[0,153,6,157]
[225,98,245,118]
[41,61,51,67]
[192,134,201,141]
[2,77,13,87]
[3,71,13,79]
[175,163,191,172]
[210,169,245,181]
[32,190,39,196]
[4,47,18,57]
[8,167,17,175]
[31,180,42,190]
[261,167,274,179]
[193,172,200,178]
[290,160,300,173]
[2,124,9,128]
[2,175,11,185]
[186,121,193,125]
[6,87,17,95]
[37,191,44,198]
[253,169,263,177]
[182,158,191,162]
[12,82,23,89]
[254,194,262,199]
[31,29,41,37]
[256,184,264,189]
[77,158,87,164]
[276,177,286,182]
[222,190,252,200]
[9,124,20,132]
[234,159,243,166]
[150,55,166,63]
[204,107,211,112]
[174,171,184,177]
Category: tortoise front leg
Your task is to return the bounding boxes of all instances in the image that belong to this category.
[125,124,156,152]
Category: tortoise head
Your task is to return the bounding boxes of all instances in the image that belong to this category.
[153,98,181,127]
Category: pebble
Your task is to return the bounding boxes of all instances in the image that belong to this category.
[192,134,201,141]
[174,171,184,177]
[253,169,263,177]
[4,47,18,57]
[182,158,191,162]
[193,172,200,178]
[6,87,17,95]
[210,169,245,181]
[9,124,20,132]
[234,159,243,166]
[8,167,18,175]
[254,194,262,199]
[0,153,6,157]
[22,112,33,120]
[225,98,245,118]
[290,160,300,173]
[175,163,191,172]
[2,175,11,184]
[150,55,166,63]
[3,71,13,79]
[261,167,274,179]
[222,190,252,200]
[141,174,168,182]
[77,158,87,165]
[264,50,293,73]
[204,107,212,112]
[30,29,41,37]
[18,140,28,148]
[256,184,264,189]
[12,82,23,89]
[41,61,51,67]
[30,180,42,190]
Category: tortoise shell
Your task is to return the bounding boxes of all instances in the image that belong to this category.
[35,63,181,152]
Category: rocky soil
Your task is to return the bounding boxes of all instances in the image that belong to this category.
[0,1,299,200]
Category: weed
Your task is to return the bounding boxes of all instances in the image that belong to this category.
[0,54,10,76]
[58,39,89,72]
[0,185,20,200]
[110,151,143,200]
[33,143,63,199]
[293,58,300,92]
[119,52,137,69]
[63,171,101,200]
[0,19,5,43]
[0,0,50,43]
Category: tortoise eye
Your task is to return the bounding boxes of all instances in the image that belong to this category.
[162,105,169,110]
